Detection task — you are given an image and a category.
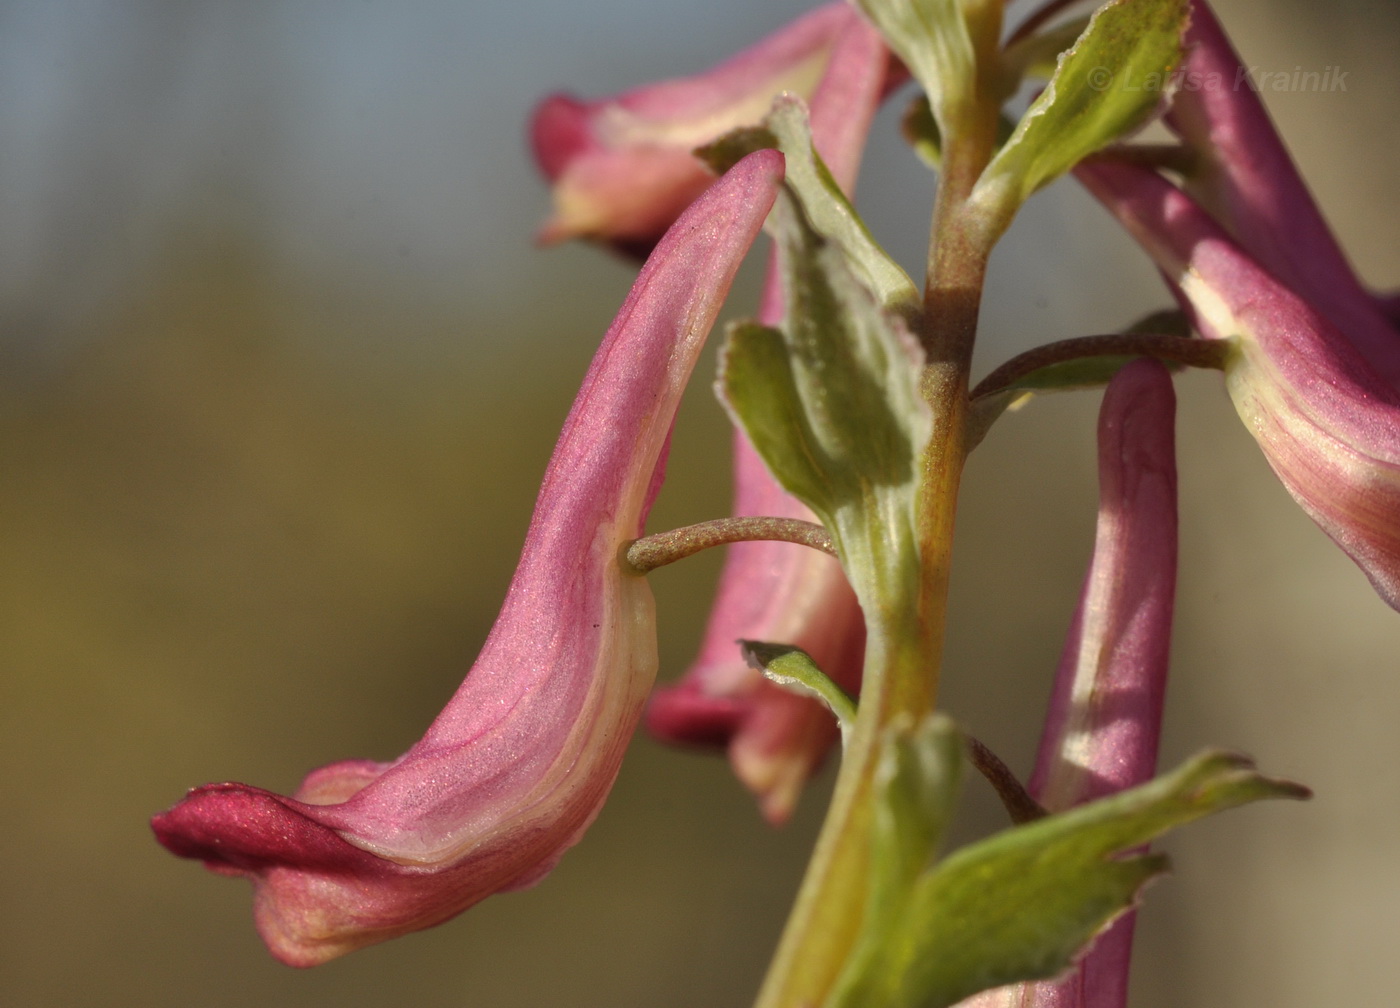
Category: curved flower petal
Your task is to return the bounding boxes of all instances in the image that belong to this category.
[958,359,1178,1008]
[151,150,784,966]
[529,3,890,256]
[1165,0,1400,385]
[1080,158,1400,610]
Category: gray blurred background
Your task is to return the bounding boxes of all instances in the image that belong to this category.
[2,1,1397,1005]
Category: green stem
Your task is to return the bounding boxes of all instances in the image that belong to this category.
[753,564,930,1008]
[753,68,1005,1008]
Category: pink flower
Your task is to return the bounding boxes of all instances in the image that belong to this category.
[1073,0,1400,610]
[1033,360,1178,818]
[1079,157,1400,609]
[958,359,1178,1008]
[151,151,783,967]
[647,248,873,828]
[530,3,891,256]
[645,70,894,822]
[1164,1,1400,387]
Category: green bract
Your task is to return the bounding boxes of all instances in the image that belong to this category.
[999,15,1093,94]
[741,641,856,739]
[701,97,918,315]
[828,738,1308,1008]
[718,169,929,609]
[854,0,976,138]
[976,0,1188,215]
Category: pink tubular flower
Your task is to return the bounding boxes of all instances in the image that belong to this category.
[1033,361,1178,823]
[1074,1,1400,610]
[1164,1,1400,387]
[958,359,1178,1008]
[530,3,891,256]
[646,262,872,827]
[1079,157,1400,610]
[532,6,891,822]
[150,151,783,967]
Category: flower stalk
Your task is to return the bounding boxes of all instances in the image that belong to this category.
[625,516,835,574]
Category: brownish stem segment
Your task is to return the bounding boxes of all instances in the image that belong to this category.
[913,116,1002,709]
[966,736,1047,825]
[625,516,834,574]
[970,332,1229,400]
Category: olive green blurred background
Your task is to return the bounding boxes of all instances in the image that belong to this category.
[2,2,1397,1006]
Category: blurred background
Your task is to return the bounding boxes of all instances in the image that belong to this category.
[2,1,1397,1005]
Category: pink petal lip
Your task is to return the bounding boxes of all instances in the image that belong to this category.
[152,150,784,966]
